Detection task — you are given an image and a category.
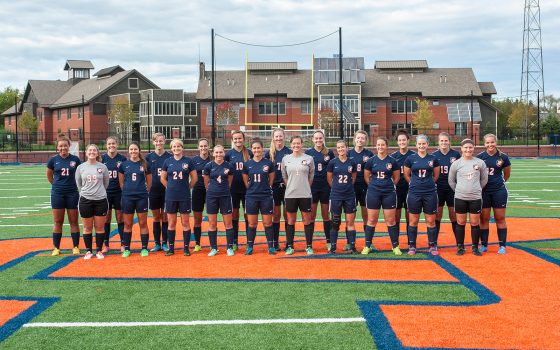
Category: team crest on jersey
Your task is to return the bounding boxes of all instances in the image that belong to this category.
[428,160,434,167]
[139,166,144,172]
[450,157,456,163]
[473,164,480,170]
[363,156,369,162]
[224,168,230,174]
[386,163,393,170]
[182,163,189,170]
[496,159,503,167]
[69,161,76,167]
[348,166,353,173]
[324,156,330,162]
[263,165,270,172]
[301,160,308,165]
[116,161,122,168]
[97,168,103,173]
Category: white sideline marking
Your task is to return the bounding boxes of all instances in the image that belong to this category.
[23,318,366,328]
[0,224,83,227]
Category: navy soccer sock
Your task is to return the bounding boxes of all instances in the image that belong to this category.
[166,230,175,252]
[225,228,235,249]
[304,223,314,247]
[347,230,357,246]
[427,226,438,247]
[247,226,257,248]
[183,230,191,250]
[117,222,124,245]
[104,223,111,244]
[123,232,132,251]
[53,233,62,249]
[84,234,93,253]
[152,222,161,245]
[471,225,480,249]
[232,219,239,245]
[194,226,202,245]
[435,220,441,240]
[497,228,507,247]
[329,226,338,251]
[364,225,375,247]
[273,222,281,247]
[264,225,274,248]
[323,221,331,243]
[208,230,218,250]
[95,233,105,252]
[71,232,80,248]
[161,222,169,244]
[388,224,400,248]
[140,233,149,251]
[455,224,466,249]
[480,228,490,247]
[407,225,418,249]
[285,224,295,248]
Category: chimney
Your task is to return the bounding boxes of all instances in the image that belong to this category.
[440,75,443,83]
[444,75,447,83]
[199,62,206,80]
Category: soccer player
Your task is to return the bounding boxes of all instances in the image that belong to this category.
[327,140,357,254]
[403,135,440,255]
[191,138,211,252]
[102,136,127,252]
[432,132,461,242]
[225,130,252,251]
[75,144,110,260]
[363,137,401,255]
[161,139,197,256]
[203,145,235,256]
[46,134,81,256]
[281,136,315,255]
[305,130,335,251]
[146,133,172,252]
[390,129,415,241]
[348,130,374,250]
[448,139,488,256]
[118,142,152,258]
[265,128,292,250]
[477,134,511,254]
[243,139,275,255]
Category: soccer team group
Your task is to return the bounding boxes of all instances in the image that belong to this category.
[46,128,511,260]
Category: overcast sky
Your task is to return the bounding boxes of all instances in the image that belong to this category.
[1,0,558,100]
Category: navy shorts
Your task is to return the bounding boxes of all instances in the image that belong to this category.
[437,187,455,207]
[206,195,233,215]
[329,198,357,215]
[312,184,330,204]
[149,194,165,210]
[454,198,482,214]
[107,192,122,211]
[482,187,508,209]
[407,191,438,215]
[354,183,367,207]
[192,186,206,212]
[272,183,286,206]
[366,190,397,210]
[165,199,192,214]
[231,192,246,209]
[51,191,79,210]
[396,188,408,209]
[121,195,149,214]
[245,196,274,215]
[78,197,109,218]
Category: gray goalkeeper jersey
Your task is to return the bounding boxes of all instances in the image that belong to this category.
[75,161,110,200]
[448,157,488,201]
[281,153,315,199]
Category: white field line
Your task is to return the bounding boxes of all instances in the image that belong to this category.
[0,224,83,227]
[0,188,50,191]
[508,182,560,184]
[23,318,366,328]
[0,196,50,199]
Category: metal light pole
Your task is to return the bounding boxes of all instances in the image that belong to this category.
[537,89,540,156]
[470,90,474,140]
[338,27,344,140]
[211,28,216,147]
[276,90,279,126]
[82,95,86,161]
[14,96,19,163]
[148,91,152,152]
[405,92,408,133]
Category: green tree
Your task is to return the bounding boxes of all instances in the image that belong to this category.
[541,113,560,135]
[17,111,38,144]
[507,101,536,136]
[108,97,136,144]
[0,86,22,128]
[412,98,434,134]
[318,107,339,139]
[492,98,517,136]
[215,102,239,140]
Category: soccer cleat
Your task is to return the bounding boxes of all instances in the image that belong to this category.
[51,248,60,256]
[120,245,125,253]
[361,246,372,255]
[162,243,169,252]
[140,249,149,257]
[305,247,314,256]
[479,245,488,253]
[328,249,336,255]
[183,249,191,257]
[369,243,378,251]
[245,246,254,256]
[350,245,359,254]
[208,249,219,257]
[342,244,352,251]
[102,244,110,254]
[472,247,482,256]
[407,248,417,256]
[498,246,507,255]
[429,246,439,256]
[193,245,202,252]
[274,244,281,252]
[456,248,465,256]
[392,247,402,256]
[83,251,93,260]
[285,247,294,255]
[95,252,105,260]
[227,248,235,256]
[232,244,238,252]
[149,244,162,252]
[165,250,175,257]
[72,247,80,255]
[326,243,332,252]
[122,250,131,258]
[268,247,276,255]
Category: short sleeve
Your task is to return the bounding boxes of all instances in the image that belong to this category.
[502,154,511,167]
[267,160,275,174]
[75,157,82,166]
[227,162,234,175]
[162,159,170,172]
[404,156,413,168]
[202,163,211,176]
[47,157,55,169]
[118,162,125,174]
[144,163,151,175]
[242,161,250,175]
[326,159,334,173]
[364,158,373,171]
[352,160,357,173]
[432,157,440,168]
[391,159,399,172]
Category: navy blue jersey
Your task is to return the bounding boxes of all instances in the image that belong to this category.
[404,153,439,195]
[243,158,274,197]
[102,153,127,194]
[305,147,335,187]
[327,157,356,200]
[146,151,172,195]
[47,154,81,194]
[348,148,374,186]
[390,149,416,190]
[365,155,399,193]
[118,160,150,196]
[432,149,461,190]
[192,155,211,189]
[162,156,195,201]
[477,151,511,192]
[225,148,253,194]
[203,161,234,197]
[265,146,292,185]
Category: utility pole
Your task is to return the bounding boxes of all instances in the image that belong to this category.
[537,89,540,156]
[405,92,408,133]
[276,90,279,126]
[82,95,86,161]
[470,90,474,140]
[338,27,344,140]
[14,96,19,163]
[211,28,216,147]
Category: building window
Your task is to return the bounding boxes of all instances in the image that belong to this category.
[301,125,314,130]
[432,100,440,106]
[258,102,285,115]
[455,122,468,136]
[128,78,139,89]
[258,125,273,131]
[57,110,61,121]
[57,128,61,134]
[38,111,43,122]
[363,100,377,113]
[155,102,182,116]
[391,123,417,136]
[184,125,198,139]
[301,101,311,114]
[78,106,83,119]
[74,69,89,79]
[320,95,359,114]
[185,102,197,116]
[390,100,418,114]
[67,108,72,120]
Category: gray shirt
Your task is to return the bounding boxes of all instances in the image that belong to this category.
[448,157,488,200]
[75,161,110,200]
[281,153,315,199]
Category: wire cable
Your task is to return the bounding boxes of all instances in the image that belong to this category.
[214,29,338,48]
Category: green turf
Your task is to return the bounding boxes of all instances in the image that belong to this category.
[515,240,560,260]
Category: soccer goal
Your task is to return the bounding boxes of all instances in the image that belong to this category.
[242,128,325,148]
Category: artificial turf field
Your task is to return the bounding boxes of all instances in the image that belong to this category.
[0,158,559,349]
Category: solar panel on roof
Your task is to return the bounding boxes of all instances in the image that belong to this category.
[446,103,482,122]
[314,57,365,84]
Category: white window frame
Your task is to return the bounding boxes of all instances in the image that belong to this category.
[128,78,139,89]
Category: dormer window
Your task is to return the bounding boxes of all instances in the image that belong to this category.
[128,78,139,89]
[73,69,90,79]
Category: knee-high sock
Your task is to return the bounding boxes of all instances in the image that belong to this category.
[95,233,105,252]
[323,221,331,243]
[117,222,124,244]
[232,219,239,244]
[497,228,507,247]
[183,230,191,250]
[247,226,257,247]
[471,225,480,249]
[166,230,175,252]
[123,232,132,251]
[364,225,375,247]
[84,234,93,253]
[345,227,350,243]
[451,221,457,236]
[273,222,280,247]
[388,225,400,248]
[104,223,111,244]
[455,224,465,248]
[208,230,218,250]
[161,222,168,243]
[347,230,357,246]
[407,226,418,249]
[140,233,149,250]
[152,222,161,245]
[194,226,202,245]
[427,226,438,247]
[71,232,80,248]
[304,223,314,247]
[225,228,235,249]
[329,227,339,250]
[264,225,274,248]
[480,228,490,246]
[435,220,441,239]
[53,233,62,249]
[285,224,295,248]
